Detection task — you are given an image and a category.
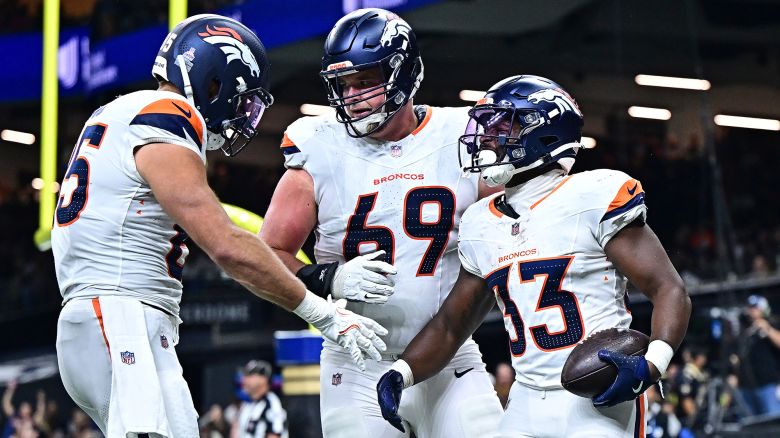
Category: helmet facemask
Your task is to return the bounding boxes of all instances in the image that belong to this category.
[321,52,422,138]
[459,105,545,180]
[217,86,273,156]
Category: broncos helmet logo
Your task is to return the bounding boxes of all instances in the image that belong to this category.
[198,25,260,77]
[527,88,583,118]
[380,19,412,49]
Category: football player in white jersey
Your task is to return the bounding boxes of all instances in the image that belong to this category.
[377,75,692,437]
[260,8,504,438]
[53,15,387,438]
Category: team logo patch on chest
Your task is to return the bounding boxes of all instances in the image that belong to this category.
[160,335,169,349]
[120,351,135,365]
[390,144,402,158]
[332,373,342,386]
[511,223,520,236]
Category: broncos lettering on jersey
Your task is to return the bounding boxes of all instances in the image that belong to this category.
[282,106,481,354]
[52,90,207,318]
[458,168,647,388]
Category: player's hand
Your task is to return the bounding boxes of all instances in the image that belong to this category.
[304,294,388,370]
[592,349,656,407]
[332,250,397,304]
[377,370,406,432]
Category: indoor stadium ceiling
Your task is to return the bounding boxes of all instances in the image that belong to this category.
[254,0,779,166]
[272,0,780,89]
[1,0,778,170]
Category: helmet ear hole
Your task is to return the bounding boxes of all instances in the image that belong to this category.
[208,79,222,103]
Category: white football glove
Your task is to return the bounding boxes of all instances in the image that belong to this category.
[332,250,397,304]
[293,291,388,371]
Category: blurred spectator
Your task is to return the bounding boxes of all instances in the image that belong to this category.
[750,255,772,278]
[232,360,287,438]
[2,381,41,438]
[494,363,514,409]
[646,385,682,437]
[677,348,708,428]
[66,409,99,438]
[736,295,780,416]
[33,391,65,438]
[199,404,230,438]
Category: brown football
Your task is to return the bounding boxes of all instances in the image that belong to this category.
[561,328,649,399]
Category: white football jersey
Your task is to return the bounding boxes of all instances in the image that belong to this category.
[52,90,207,318]
[458,168,647,389]
[283,106,481,354]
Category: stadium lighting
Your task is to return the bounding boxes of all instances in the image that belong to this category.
[714,115,780,131]
[581,136,597,149]
[299,104,335,116]
[31,178,59,192]
[459,90,486,102]
[2,129,36,145]
[635,74,711,91]
[628,106,672,121]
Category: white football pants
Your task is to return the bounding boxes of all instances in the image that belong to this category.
[497,381,647,437]
[56,297,198,437]
[319,345,504,438]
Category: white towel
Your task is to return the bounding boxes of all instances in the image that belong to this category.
[98,296,171,437]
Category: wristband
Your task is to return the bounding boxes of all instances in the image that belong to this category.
[645,340,674,376]
[296,262,339,298]
[390,359,414,389]
[292,290,328,324]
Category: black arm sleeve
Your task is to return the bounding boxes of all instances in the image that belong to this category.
[295,262,339,298]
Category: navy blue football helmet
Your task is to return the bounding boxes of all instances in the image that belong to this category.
[459,75,584,185]
[152,14,273,156]
[320,9,424,137]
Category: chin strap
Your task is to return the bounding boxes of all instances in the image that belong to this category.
[477,142,583,186]
[176,54,225,151]
[352,112,387,136]
[176,55,195,104]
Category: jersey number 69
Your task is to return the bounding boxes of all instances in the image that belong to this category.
[343,187,455,276]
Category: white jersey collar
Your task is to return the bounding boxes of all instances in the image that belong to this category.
[504,168,568,213]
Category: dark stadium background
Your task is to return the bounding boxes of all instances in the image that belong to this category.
[0,0,778,436]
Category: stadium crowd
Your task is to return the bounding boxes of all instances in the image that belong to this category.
[1,128,779,436]
[2,126,778,318]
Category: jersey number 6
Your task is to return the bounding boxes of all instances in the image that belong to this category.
[343,187,455,276]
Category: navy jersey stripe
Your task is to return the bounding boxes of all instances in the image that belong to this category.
[634,396,642,437]
[130,113,203,148]
[281,145,301,155]
[601,192,645,223]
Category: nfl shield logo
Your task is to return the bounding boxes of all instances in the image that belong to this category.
[390,144,402,158]
[511,223,520,236]
[120,351,135,365]
[332,373,342,386]
[160,335,169,349]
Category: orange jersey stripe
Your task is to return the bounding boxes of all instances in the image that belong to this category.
[607,178,644,213]
[488,197,504,218]
[411,105,433,136]
[530,176,572,210]
[280,132,295,148]
[138,99,204,145]
[91,297,111,358]
[638,394,646,436]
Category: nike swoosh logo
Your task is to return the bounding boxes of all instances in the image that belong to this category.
[627,183,638,196]
[632,382,644,393]
[171,101,192,118]
[454,368,474,378]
